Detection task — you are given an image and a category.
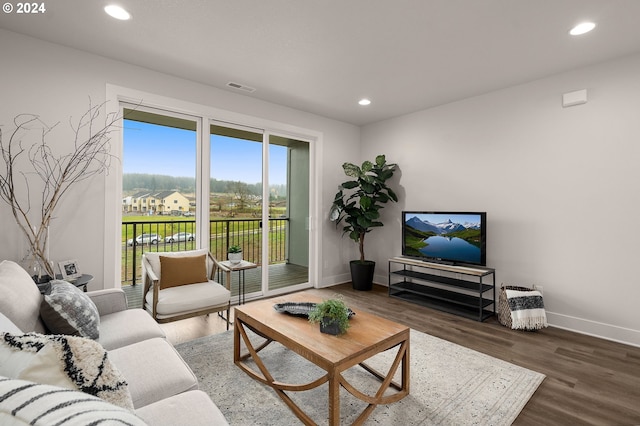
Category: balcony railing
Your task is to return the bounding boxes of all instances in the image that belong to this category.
[121,218,289,286]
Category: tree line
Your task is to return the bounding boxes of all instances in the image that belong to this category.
[123,173,286,197]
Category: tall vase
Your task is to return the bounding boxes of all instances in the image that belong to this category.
[20,226,54,284]
[20,247,53,284]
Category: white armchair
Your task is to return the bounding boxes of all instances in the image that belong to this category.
[142,249,231,328]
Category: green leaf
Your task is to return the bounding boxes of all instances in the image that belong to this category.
[360,196,372,209]
[361,161,373,173]
[329,205,341,221]
[361,181,375,193]
[361,175,375,185]
[356,215,372,228]
[342,162,360,178]
[363,210,379,220]
[376,192,389,203]
[377,169,394,181]
[387,187,398,202]
[375,155,386,167]
[341,180,359,189]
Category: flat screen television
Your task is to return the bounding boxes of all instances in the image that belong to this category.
[402,211,487,266]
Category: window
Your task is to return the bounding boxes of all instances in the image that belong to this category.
[120,107,197,285]
[106,86,319,294]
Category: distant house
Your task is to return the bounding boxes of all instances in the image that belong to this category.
[122,195,134,212]
[122,191,191,215]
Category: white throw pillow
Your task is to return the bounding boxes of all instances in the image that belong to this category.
[0,332,134,410]
[0,376,148,426]
[18,343,76,388]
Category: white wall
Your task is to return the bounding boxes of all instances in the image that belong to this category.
[0,29,360,290]
[362,53,640,346]
[3,28,638,346]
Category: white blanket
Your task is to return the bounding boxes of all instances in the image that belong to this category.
[505,289,548,330]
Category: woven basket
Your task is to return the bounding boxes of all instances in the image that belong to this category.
[497,285,534,329]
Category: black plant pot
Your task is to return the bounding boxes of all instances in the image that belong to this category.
[32,274,53,295]
[350,260,375,291]
[320,317,341,335]
[32,274,53,284]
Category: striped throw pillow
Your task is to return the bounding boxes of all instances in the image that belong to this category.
[0,376,147,425]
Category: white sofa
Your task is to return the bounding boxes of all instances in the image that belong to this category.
[0,260,228,425]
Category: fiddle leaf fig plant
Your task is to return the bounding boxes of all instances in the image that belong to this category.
[329,154,398,262]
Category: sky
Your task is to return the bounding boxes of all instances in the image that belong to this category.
[122,120,287,184]
[407,213,484,225]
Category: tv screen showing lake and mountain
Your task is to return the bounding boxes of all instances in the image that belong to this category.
[402,212,486,265]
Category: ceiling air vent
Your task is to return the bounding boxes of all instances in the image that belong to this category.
[226,82,256,93]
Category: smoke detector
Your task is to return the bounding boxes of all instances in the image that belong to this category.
[226,82,256,93]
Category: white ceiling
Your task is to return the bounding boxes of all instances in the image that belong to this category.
[2,0,640,125]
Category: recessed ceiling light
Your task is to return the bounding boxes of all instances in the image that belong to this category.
[569,22,596,36]
[358,99,371,106]
[104,5,131,20]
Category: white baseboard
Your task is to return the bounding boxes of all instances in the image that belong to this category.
[323,275,640,347]
[377,271,640,348]
[546,311,640,348]
[318,272,351,288]
[374,273,389,287]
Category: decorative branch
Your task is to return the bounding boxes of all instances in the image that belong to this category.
[0,99,120,279]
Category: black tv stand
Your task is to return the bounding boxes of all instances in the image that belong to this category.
[388,257,496,322]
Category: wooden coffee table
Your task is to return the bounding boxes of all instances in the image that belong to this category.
[233,292,410,425]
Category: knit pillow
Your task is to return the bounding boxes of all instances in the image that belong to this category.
[0,332,134,410]
[0,376,147,425]
[159,254,208,289]
[40,280,99,339]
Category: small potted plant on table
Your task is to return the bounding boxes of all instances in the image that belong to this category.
[308,298,351,335]
[227,245,243,264]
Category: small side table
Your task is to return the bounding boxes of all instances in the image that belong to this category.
[37,274,94,294]
[218,260,257,305]
[56,273,94,292]
[69,274,94,292]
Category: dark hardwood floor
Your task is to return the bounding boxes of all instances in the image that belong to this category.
[157,283,640,425]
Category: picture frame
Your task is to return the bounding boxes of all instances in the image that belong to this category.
[58,259,81,281]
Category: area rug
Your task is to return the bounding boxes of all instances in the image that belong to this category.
[175,329,544,425]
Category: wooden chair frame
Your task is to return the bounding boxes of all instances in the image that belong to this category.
[142,251,232,328]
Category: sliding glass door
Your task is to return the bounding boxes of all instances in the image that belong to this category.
[268,135,309,292]
[210,123,310,300]
[210,123,263,300]
[121,107,199,290]
[112,92,315,301]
